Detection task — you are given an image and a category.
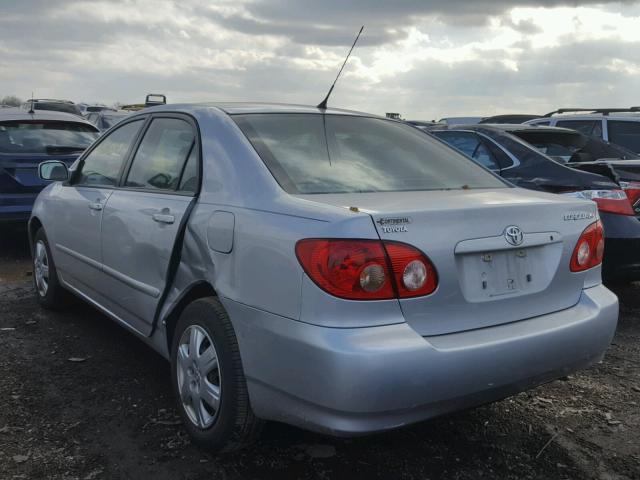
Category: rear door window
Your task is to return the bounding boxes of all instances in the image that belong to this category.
[178,146,199,193]
[76,120,144,186]
[556,120,603,138]
[607,121,640,153]
[125,117,195,191]
[432,131,500,170]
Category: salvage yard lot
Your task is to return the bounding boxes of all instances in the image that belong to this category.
[1,230,639,480]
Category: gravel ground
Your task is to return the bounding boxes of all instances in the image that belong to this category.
[1,227,639,480]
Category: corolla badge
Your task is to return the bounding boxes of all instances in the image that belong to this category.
[504,225,524,246]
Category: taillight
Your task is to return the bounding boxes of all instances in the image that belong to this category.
[383,241,438,298]
[567,189,635,216]
[295,239,438,300]
[570,220,605,272]
[620,181,640,215]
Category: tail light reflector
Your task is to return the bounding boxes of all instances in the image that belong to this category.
[383,242,438,298]
[567,189,635,216]
[620,181,640,215]
[570,220,604,272]
[295,239,438,300]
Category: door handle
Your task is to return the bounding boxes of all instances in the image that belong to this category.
[88,202,103,211]
[152,213,175,224]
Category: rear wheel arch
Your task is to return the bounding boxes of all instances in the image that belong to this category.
[164,281,218,353]
[28,217,43,252]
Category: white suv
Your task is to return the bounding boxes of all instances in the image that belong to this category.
[526,108,640,154]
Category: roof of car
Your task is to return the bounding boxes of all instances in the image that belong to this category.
[0,107,96,125]
[28,98,75,104]
[142,102,382,118]
[97,110,129,116]
[540,112,640,120]
[479,124,583,134]
[441,123,585,135]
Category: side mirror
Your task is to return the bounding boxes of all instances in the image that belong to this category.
[38,160,69,181]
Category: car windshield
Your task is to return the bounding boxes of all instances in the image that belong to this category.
[233,114,506,194]
[0,121,98,154]
[512,130,639,163]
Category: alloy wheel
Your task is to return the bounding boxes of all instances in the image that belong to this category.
[34,240,49,297]
[176,325,221,429]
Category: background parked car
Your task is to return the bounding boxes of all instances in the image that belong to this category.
[0,108,98,224]
[479,114,541,124]
[506,125,640,216]
[21,99,83,117]
[526,107,640,154]
[406,120,444,131]
[438,116,485,125]
[431,124,640,281]
[86,110,129,132]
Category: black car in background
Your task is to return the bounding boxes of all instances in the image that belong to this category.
[431,124,640,281]
[506,125,640,217]
[0,109,99,224]
[479,114,542,124]
[86,110,129,132]
[21,99,83,117]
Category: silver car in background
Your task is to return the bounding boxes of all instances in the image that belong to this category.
[30,103,618,452]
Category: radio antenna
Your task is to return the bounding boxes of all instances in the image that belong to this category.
[317,26,364,110]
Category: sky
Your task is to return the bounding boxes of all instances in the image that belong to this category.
[1,0,639,119]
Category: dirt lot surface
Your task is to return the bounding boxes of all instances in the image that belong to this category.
[1,228,639,480]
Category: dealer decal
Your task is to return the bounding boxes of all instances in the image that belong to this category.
[376,216,412,233]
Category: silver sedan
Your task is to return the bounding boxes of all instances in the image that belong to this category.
[30,103,618,452]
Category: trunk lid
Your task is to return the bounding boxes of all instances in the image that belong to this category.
[0,153,78,193]
[298,188,598,336]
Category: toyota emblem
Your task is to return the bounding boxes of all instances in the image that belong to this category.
[504,225,524,246]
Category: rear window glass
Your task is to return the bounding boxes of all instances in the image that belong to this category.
[432,131,500,170]
[556,120,603,138]
[233,114,506,194]
[102,114,127,129]
[34,103,82,116]
[512,131,585,162]
[608,121,640,153]
[0,121,98,154]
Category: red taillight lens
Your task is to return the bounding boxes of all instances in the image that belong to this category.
[570,220,605,272]
[295,239,395,300]
[383,241,438,298]
[620,181,640,215]
[295,239,438,300]
[581,189,635,216]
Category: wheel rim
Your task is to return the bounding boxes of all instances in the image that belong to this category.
[34,240,50,297]
[176,325,221,429]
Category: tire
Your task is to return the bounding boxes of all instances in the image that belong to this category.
[171,297,263,452]
[33,228,71,309]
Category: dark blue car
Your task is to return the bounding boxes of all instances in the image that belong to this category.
[0,109,99,224]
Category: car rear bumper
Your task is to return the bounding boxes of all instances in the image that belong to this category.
[223,284,618,436]
[0,193,37,223]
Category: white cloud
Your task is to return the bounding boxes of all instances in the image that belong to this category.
[0,0,639,119]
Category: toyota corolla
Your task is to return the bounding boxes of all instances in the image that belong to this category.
[30,103,618,452]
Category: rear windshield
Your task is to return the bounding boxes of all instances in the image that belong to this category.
[513,130,638,162]
[233,114,506,194]
[0,121,98,154]
[34,103,82,116]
